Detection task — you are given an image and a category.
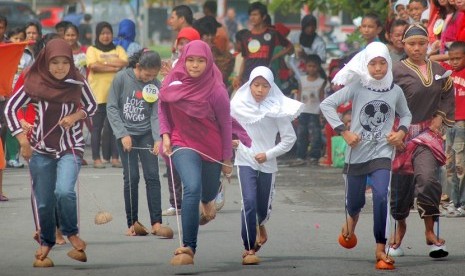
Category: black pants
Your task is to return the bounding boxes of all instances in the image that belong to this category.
[91,104,118,161]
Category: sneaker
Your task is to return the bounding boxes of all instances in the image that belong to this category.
[289,158,306,167]
[446,206,465,217]
[215,184,225,211]
[162,207,180,216]
[7,159,24,168]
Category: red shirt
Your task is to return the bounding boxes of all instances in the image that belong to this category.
[442,63,465,120]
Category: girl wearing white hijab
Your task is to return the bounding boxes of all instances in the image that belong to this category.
[320,42,412,269]
[231,66,303,265]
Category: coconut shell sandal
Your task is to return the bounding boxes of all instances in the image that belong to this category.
[33,247,54,268]
[375,252,395,270]
[151,224,174,239]
[170,246,194,265]
[242,250,260,265]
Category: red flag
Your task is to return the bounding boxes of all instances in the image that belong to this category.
[0,42,29,97]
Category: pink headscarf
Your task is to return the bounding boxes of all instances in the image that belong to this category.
[159,40,225,119]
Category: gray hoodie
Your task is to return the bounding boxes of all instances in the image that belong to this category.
[107,68,160,140]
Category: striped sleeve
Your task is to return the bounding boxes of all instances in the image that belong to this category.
[4,87,31,136]
[80,80,97,118]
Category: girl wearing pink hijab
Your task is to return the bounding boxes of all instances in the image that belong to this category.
[158,40,233,262]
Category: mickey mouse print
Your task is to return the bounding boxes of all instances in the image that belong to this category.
[359,100,392,141]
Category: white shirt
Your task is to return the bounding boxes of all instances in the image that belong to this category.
[299,76,325,114]
[234,117,296,173]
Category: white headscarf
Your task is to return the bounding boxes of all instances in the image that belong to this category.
[394,0,409,13]
[332,42,393,92]
[231,66,303,125]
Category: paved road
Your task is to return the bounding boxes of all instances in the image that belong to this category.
[1,158,465,276]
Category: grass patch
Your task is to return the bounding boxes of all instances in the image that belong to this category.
[150,44,172,59]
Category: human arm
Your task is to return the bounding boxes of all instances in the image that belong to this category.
[264,118,296,160]
[434,75,455,128]
[387,89,412,148]
[4,89,32,160]
[150,91,161,155]
[270,33,294,63]
[211,90,233,176]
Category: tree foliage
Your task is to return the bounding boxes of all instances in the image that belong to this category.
[269,0,392,22]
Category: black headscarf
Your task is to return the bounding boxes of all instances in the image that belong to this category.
[93,21,116,52]
[299,15,317,48]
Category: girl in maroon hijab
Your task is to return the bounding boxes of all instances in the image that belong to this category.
[159,40,233,263]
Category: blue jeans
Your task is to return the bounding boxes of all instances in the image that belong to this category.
[296,113,322,159]
[238,166,275,250]
[29,152,82,247]
[446,121,465,207]
[171,147,221,252]
[116,133,162,227]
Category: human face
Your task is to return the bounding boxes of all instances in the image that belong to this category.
[408,2,426,22]
[98,27,113,45]
[360,18,381,43]
[305,62,319,77]
[404,38,428,64]
[304,25,316,36]
[367,57,388,80]
[457,0,465,10]
[449,0,456,5]
[250,76,271,102]
[448,49,465,71]
[396,5,409,21]
[249,10,265,28]
[135,65,160,83]
[390,25,407,51]
[9,33,25,43]
[176,38,190,52]
[49,56,71,80]
[201,33,215,47]
[64,28,78,46]
[169,12,184,32]
[185,56,207,78]
[0,22,6,40]
[56,27,65,38]
[26,25,40,41]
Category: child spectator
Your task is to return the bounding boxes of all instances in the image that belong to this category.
[231,66,303,264]
[441,41,465,216]
[291,55,327,166]
[360,13,383,46]
[408,0,428,23]
[386,19,409,62]
[395,0,411,21]
[320,42,411,269]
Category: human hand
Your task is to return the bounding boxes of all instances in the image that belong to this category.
[20,119,33,133]
[152,140,161,155]
[342,131,361,148]
[254,153,267,164]
[59,115,78,130]
[429,116,443,134]
[386,131,406,149]
[222,159,233,178]
[232,140,239,149]
[162,134,172,155]
[121,136,132,152]
[20,142,32,161]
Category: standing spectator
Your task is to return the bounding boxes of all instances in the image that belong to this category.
[86,22,128,168]
[78,14,93,47]
[202,1,229,53]
[55,21,72,38]
[289,14,327,79]
[224,8,240,44]
[64,24,87,77]
[5,38,97,265]
[236,2,293,86]
[408,0,429,23]
[291,55,327,166]
[168,5,194,32]
[113,19,142,57]
[386,19,409,62]
[441,41,465,216]
[394,0,411,21]
[0,15,8,43]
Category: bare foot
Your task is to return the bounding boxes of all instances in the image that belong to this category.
[56,228,66,245]
[376,251,395,264]
[35,246,52,261]
[257,225,267,246]
[67,235,86,251]
[341,214,358,240]
[425,231,445,246]
[126,226,136,236]
[389,220,406,249]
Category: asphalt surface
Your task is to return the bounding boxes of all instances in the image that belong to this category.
[1,156,465,276]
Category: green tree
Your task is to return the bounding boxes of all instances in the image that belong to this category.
[269,0,392,22]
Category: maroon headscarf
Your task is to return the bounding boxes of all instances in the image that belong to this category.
[159,40,225,119]
[24,38,84,105]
